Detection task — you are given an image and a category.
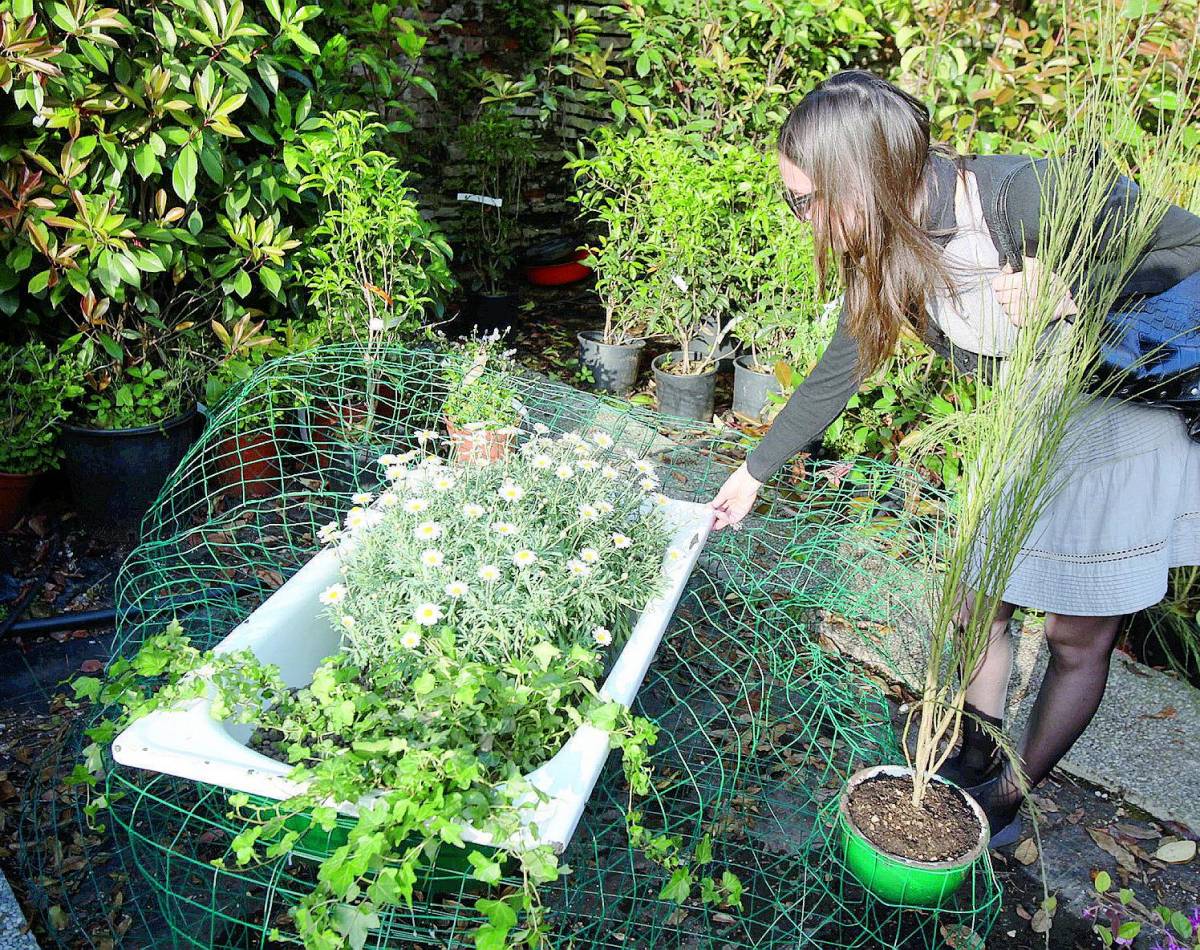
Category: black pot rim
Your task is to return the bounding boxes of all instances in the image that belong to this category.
[473,290,519,302]
[65,406,199,437]
[578,329,645,350]
[652,350,718,379]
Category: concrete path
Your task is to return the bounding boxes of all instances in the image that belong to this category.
[0,869,38,950]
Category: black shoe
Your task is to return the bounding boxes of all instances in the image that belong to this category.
[963,775,1023,849]
[937,750,1000,790]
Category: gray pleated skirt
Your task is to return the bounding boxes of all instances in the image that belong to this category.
[994,397,1200,616]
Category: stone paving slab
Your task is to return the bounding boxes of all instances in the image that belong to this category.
[0,869,38,950]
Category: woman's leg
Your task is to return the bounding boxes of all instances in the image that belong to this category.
[982,610,1124,822]
[947,594,1018,784]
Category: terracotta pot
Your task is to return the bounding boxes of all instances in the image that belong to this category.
[444,418,516,465]
[0,470,39,531]
[213,431,281,499]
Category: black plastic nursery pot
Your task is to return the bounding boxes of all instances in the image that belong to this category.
[732,355,783,423]
[652,351,718,422]
[61,409,198,532]
[577,330,646,396]
[838,764,989,908]
[470,291,520,335]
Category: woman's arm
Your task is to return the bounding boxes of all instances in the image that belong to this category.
[745,305,863,482]
[997,158,1200,299]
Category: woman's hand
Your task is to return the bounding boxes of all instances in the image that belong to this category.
[709,463,763,530]
[992,257,1079,327]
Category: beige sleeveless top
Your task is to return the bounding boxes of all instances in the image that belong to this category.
[929,170,1021,357]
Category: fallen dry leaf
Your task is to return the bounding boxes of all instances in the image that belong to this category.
[941,923,986,950]
[1114,823,1159,840]
[1088,828,1138,871]
[1155,839,1197,864]
[1141,705,1178,720]
[79,659,103,674]
[1014,837,1039,865]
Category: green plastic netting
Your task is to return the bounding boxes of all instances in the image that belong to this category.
[18,344,1000,948]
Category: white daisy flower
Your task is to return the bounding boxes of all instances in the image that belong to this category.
[612,533,633,549]
[339,615,357,630]
[653,493,670,506]
[319,583,347,606]
[498,481,525,502]
[413,602,443,626]
[492,521,518,537]
[421,549,445,568]
[414,521,442,541]
[580,547,600,564]
[345,507,368,530]
[378,453,400,467]
[399,450,421,463]
[420,453,443,467]
[555,464,575,480]
[351,491,373,506]
[512,549,538,568]
[462,502,486,520]
[317,521,341,544]
[633,459,655,475]
[567,559,592,578]
[639,477,658,492]
[533,422,551,435]
[416,430,439,445]
[597,501,614,515]
[478,563,501,583]
[385,465,406,481]
[532,454,553,471]
[401,629,423,649]
[592,626,612,646]
[578,504,599,520]
[601,465,620,480]
[404,497,430,515]
[591,431,614,449]
[665,547,685,564]
[444,580,468,599]
[561,432,585,446]
[577,458,600,472]
[573,443,593,457]
[378,491,398,508]
[431,473,456,492]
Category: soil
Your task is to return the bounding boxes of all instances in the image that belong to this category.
[847,773,981,864]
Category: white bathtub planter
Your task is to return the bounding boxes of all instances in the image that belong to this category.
[113,458,713,857]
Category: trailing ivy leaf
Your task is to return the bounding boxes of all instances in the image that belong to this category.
[659,867,692,904]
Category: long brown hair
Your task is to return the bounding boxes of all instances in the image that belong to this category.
[780,70,954,376]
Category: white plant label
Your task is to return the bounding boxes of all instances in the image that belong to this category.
[672,274,689,292]
[457,192,503,208]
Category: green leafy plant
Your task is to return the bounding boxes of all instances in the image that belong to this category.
[81,357,193,430]
[0,0,319,422]
[454,105,537,296]
[295,110,455,344]
[0,340,82,473]
[442,334,522,430]
[77,433,742,948]
[1086,870,1200,949]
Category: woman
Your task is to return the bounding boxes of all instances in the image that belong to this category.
[709,70,1200,847]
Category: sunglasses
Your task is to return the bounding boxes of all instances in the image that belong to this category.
[784,188,816,221]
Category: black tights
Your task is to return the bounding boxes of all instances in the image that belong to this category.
[961,605,1124,817]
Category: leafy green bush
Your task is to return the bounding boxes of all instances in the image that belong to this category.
[441,334,522,429]
[295,111,455,343]
[0,0,322,423]
[0,340,81,473]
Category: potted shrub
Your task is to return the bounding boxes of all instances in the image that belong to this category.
[441,334,522,464]
[94,432,735,948]
[454,106,537,333]
[0,342,81,529]
[841,125,1177,906]
[0,1,320,529]
[568,128,655,395]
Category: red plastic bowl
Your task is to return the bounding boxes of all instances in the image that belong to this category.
[524,249,593,287]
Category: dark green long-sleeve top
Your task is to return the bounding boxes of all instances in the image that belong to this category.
[745,153,1200,482]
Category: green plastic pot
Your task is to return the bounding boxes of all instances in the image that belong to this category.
[236,793,505,896]
[838,764,988,908]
